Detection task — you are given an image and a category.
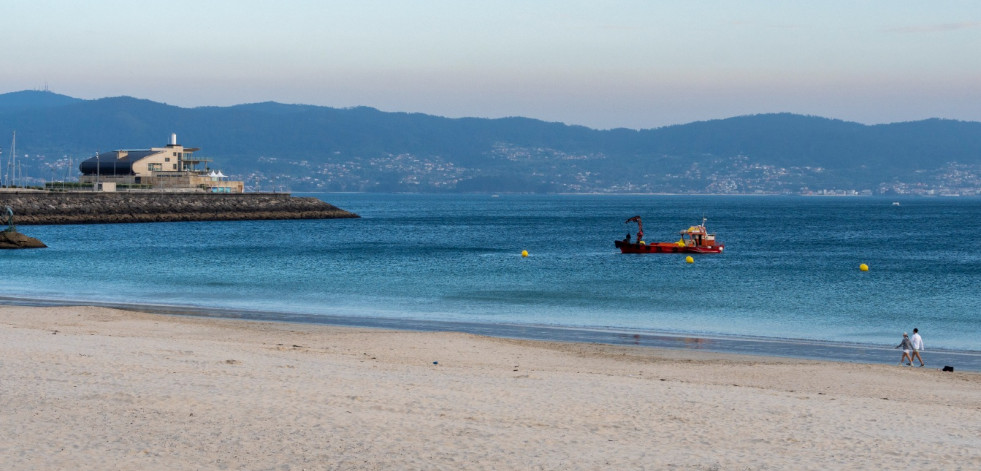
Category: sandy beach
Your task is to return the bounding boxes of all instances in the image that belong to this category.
[1,305,978,470]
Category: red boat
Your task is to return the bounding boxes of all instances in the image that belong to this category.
[615,216,724,254]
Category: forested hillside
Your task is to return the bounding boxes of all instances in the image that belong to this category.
[2,90,980,194]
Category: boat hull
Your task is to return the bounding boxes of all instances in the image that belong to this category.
[615,240,724,254]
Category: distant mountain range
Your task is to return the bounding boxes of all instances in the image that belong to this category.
[2,89,981,195]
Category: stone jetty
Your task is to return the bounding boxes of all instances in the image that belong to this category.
[0,191,359,225]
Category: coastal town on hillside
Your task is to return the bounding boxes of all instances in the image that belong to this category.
[232,151,981,196]
[2,138,980,196]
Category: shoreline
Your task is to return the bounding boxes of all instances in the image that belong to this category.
[4,296,979,372]
[2,304,978,469]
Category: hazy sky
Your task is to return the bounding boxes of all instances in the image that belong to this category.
[2,0,979,129]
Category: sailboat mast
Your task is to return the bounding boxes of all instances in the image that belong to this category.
[9,131,15,188]
[2,132,13,187]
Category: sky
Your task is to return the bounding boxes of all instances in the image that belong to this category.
[2,0,980,129]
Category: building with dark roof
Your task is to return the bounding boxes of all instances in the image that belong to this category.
[78,134,242,192]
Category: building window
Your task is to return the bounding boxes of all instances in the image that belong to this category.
[148,163,162,171]
[165,157,171,162]
[173,164,178,169]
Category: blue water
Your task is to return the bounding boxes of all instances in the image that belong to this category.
[3,194,980,367]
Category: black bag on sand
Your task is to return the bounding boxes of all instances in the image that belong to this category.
[942,366,954,372]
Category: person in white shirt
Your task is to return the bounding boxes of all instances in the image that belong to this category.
[910,328,925,367]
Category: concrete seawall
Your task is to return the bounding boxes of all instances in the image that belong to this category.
[0,191,359,225]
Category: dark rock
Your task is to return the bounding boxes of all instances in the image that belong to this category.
[0,230,47,249]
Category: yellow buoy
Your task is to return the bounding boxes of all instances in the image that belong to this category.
[521,250,529,257]
[859,263,869,271]
[685,256,694,264]
[639,241,645,245]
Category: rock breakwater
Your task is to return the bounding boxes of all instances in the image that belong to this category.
[0,192,359,225]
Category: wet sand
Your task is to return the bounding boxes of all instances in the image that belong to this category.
[2,305,979,470]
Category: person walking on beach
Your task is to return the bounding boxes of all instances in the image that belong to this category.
[910,328,925,367]
[895,333,913,366]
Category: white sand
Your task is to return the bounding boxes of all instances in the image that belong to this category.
[1,305,978,470]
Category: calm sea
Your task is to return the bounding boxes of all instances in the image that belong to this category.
[3,194,980,369]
